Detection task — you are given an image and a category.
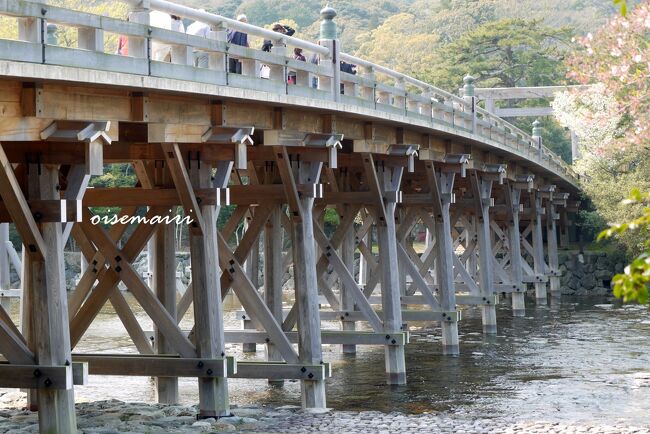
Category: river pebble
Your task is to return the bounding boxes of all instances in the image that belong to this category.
[0,393,648,434]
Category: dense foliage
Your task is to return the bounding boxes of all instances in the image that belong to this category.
[553,1,650,256]
[599,189,650,303]
[553,0,650,303]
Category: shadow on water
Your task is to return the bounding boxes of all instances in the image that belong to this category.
[9,292,646,424]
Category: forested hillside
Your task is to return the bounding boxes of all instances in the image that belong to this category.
[183,0,620,53]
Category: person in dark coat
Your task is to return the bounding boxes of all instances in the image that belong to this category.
[227,14,249,74]
[261,23,295,52]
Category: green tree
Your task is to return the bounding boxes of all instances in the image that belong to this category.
[355,13,439,74]
[599,189,650,304]
[419,18,574,91]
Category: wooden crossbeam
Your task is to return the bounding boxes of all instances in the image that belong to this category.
[0,316,35,364]
[0,364,72,389]
[217,232,300,364]
[69,207,172,348]
[62,164,90,243]
[73,354,227,378]
[231,361,330,381]
[73,216,154,355]
[396,243,441,309]
[0,144,46,258]
[68,206,136,320]
[161,142,205,235]
[79,211,197,358]
[282,208,362,331]
[223,330,406,346]
[361,153,388,224]
[312,223,383,332]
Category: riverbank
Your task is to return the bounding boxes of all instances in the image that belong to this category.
[0,395,647,434]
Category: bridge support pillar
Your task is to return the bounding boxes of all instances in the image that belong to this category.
[506,181,526,316]
[154,217,180,403]
[23,163,77,432]
[264,205,285,384]
[243,219,260,353]
[287,159,327,407]
[470,170,497,335]
[340,204,357,354]
[150,163,180,404]
[546,201,561,299]
[372,161,407,384]
[531,190,548,305]
[0,223,11,310]
[559,210,570,248]
[429,164,459,354]
[179,156,230,418]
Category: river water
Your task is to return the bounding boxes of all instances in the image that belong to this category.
[5,294,650,426]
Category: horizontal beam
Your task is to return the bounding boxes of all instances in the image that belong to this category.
[144,329,409,346]
[238,309,460,323]
[72,354,227,378]
[229,362,331,380]
[474,85,591,99]
[494,107,554,118]
[0,199,81,223]
[224,330,409,346]
[0,364,73,389]
[0,289,22,298]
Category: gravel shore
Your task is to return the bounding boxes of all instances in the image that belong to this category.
[0,392,648,434]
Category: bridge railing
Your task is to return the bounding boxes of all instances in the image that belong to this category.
[0,0,578,183]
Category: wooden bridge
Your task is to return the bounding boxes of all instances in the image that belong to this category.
[0,0,580,431]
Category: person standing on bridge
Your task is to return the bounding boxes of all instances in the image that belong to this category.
[227,14,249,74]
[288,47,306,84]
[260,23,295,79]
[261,23,295,52]
[150,11,185,62]
[186,10,211,68]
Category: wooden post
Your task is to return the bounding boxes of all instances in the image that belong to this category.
[531,191,547,305]
[289,160,327,408]
[429,166,459,354]
[243,217,259,353]
[546,201,560,298]
[264,206,284,384]
[376,165,407,384]
[28,164,77,432]
[153,192,179,403]
[0,223,10,310]
[187,161,230,418]
[506,183,525,316]
[19,246,37,411]
[340,204,356,354]
[470,170,497,334]
[559,211,570,248]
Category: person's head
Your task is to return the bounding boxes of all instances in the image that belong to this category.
[237,14,248,23]
[294,48,303,56]
[272,23,286,33]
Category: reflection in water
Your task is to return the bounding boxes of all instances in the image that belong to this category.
[7,293,649,425]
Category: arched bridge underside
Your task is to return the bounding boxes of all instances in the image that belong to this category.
[0,1,580,431]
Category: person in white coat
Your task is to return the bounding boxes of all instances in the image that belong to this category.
[150,10,185,62]
[186,10,211,68]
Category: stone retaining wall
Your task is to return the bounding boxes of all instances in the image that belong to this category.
[558,249,627,296]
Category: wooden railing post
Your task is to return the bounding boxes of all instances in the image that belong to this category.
[532,119,543,158]
[318,6,340,102]
[128,2,150,60]
[462,74,477,133]
[208,23,227,72]
[394,77,406,111]
[360,65,375,103]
